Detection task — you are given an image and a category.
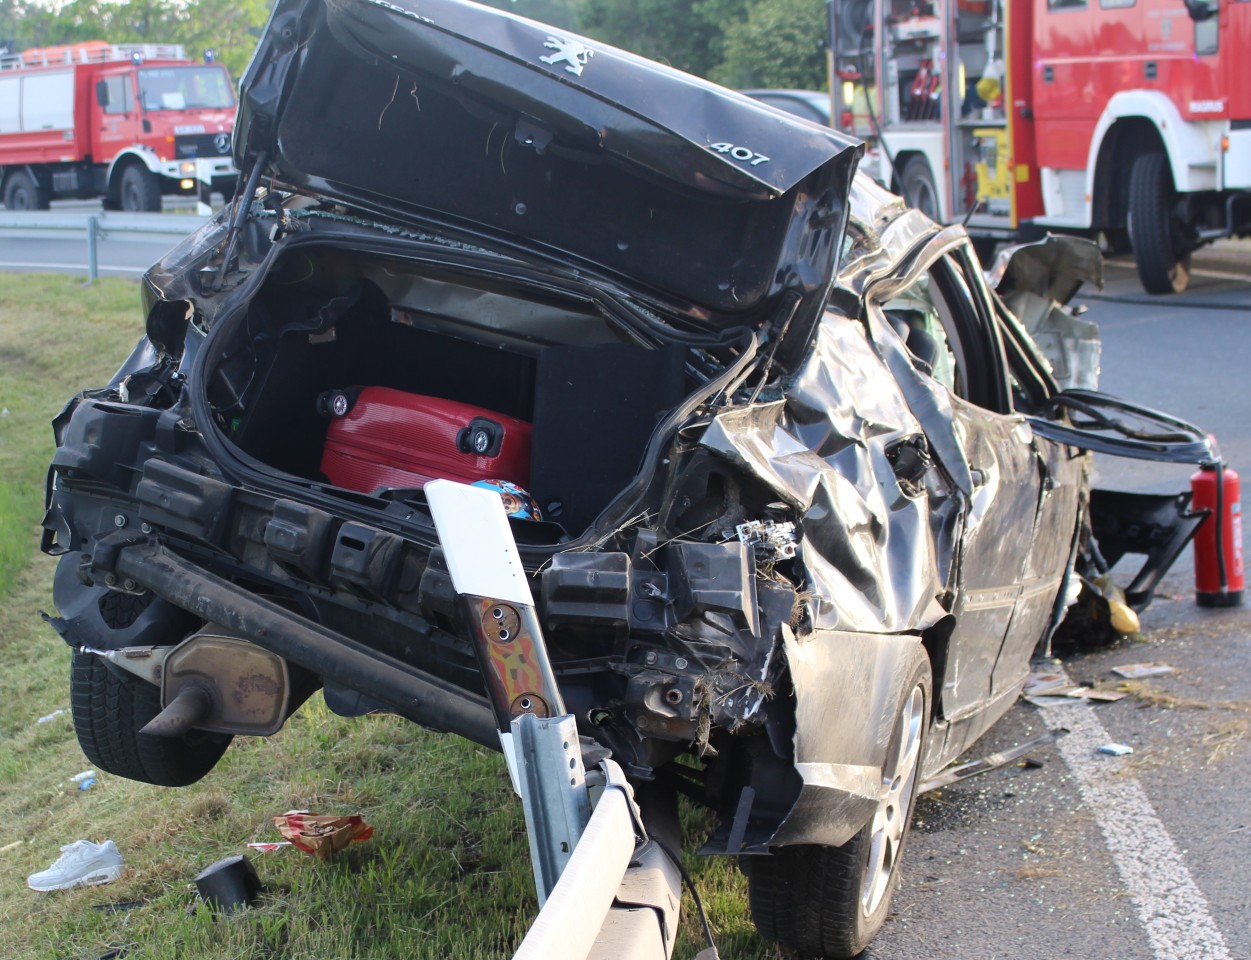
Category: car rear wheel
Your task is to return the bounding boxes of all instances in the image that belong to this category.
[1128,151,1191,295]
[71,646,232,787]
[4,170,50,210]
[120,164,162,212]
[746,646,931,958]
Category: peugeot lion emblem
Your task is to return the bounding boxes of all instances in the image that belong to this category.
[540,37,594,76]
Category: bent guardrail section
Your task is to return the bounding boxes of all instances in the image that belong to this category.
[511,759,682,960]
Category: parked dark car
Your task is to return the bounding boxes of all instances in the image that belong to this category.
[741,88,833,126]
[40,1,1210,956]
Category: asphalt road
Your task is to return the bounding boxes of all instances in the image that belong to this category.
[863,250,1251,960]
[0,212,1245,959]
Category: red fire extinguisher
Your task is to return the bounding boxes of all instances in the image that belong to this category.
[1191,461,1244,607]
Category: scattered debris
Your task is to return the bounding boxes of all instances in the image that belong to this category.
[1096,743,1134,757]
[26,840,123,892]
[69,770,95,783]
[1112,662,1175,679]
[194,855,262,914]
[35,709,67,724]
[273,811,374,860]
[246,842,293,852]
[0,840,23,854]
[1023,672,1128,707]
[919,728,1067,793]
[78,777,97,792]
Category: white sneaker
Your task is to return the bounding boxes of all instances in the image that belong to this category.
[27,839,123,891]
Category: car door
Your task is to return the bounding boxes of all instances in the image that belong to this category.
[866,245,1069,724]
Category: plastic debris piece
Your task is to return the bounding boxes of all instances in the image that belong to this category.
[1096,743,1134,756]
[36,709,67,724]
[69,770,95,784]
[1025,695,1080,708]
[1112,662,1175,679]
[736,519,798,561]
[194,855,262,913]
[78,778,97,791]
[246,842,293,852]
[1023,674,1128,707]
[273,811,374,861]
[27,840,123,891]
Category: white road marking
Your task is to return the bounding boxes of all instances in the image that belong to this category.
[0,260,144,273]
[1037,676,1231,960]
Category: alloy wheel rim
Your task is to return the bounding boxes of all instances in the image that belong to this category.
[860,683,925,918]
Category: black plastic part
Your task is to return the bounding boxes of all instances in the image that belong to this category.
[195,855,263,913]
[541,551,631,634]
[135,459,233,542]
[1090,488,1207,608]
[455,417,503,457]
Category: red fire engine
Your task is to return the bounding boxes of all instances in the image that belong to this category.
[829,0,1251,292]
[0,42,237,213]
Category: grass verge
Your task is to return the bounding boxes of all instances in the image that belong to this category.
[0,274,770,959]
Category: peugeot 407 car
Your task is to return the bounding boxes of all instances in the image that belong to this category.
[41,1,1212,956]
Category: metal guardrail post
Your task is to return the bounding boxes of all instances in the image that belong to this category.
[513,713,592,903]
[86,215,99,283]
[398,480,684,960]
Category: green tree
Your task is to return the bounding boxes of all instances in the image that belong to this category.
[578,0,748,76]
[174,0,272,78]
[477,0,583,30]
[711,0,827,90]
[0,0,270,78]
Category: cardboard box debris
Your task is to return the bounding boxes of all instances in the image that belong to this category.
[273,812,373,861]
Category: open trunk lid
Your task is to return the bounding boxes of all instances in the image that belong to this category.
[235,0,862,324]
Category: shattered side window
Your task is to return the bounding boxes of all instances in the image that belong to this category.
[881,272,964,397]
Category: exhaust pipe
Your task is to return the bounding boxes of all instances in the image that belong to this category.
[108,541,498,748]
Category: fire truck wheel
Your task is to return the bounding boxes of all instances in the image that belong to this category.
[4,171,50,211]
[1128,152,1191,295]
[900,156,939,221]
[120,164,162,213]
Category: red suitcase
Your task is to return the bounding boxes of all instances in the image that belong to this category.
[319,386,532,494]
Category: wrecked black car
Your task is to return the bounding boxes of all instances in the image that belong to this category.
[41,1,1214,956]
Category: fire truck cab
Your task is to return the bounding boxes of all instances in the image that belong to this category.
[830,0,1251,292]
[0,42,237,213]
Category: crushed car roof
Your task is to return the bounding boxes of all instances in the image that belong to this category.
[236,0,862,321]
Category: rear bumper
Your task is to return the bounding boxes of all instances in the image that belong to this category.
[84,538,497,747]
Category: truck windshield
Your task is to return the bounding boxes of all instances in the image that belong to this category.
[138,66,234,111]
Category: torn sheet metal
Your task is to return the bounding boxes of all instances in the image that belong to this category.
[766,629,925,848]
[701,309,955,635]
[988,234,1104,391]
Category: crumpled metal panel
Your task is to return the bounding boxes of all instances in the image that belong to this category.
[701,307,955,635]
[988,234,1104,391]
[767,628,925,848]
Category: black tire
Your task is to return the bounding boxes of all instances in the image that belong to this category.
[120,164,162,212]
[746,645,931,959]
[4,170,50,210]
[1128,151,1191,294]
[71,650,232,787]
[899,156,939,221]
